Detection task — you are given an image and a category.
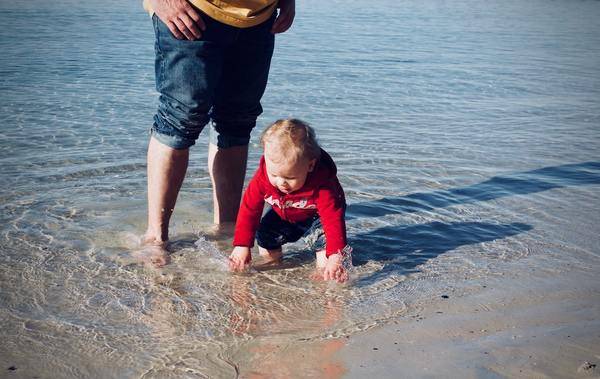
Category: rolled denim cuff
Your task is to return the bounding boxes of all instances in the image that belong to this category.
[208,122,252,148]
[151,123,196,150]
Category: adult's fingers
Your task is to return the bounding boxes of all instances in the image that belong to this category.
[166,20,185,39]
[173,17,195,40]
[179,12,202,39]
[271,14,284,33]
[271,13,291,34]
[272,6,295,34]
[184,3,206,31]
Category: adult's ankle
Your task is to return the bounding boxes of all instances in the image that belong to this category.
[142,232,168,246]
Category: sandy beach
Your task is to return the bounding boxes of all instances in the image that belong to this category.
[338,258,600,378]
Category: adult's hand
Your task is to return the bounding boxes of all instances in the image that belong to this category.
[149,0,206,40]
[271,0,295,34]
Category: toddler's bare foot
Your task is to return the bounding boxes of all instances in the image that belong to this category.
[258,248,283,264]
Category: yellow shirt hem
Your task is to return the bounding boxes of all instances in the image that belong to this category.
[143,0,278,28]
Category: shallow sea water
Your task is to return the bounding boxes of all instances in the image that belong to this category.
[1,0,599,377]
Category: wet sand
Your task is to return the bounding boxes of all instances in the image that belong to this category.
[337,261,600,378]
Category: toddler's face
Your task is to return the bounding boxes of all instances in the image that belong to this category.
[264,145,315,194]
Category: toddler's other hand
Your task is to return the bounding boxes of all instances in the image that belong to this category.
[228,246,251,272]
[323,253,348,283]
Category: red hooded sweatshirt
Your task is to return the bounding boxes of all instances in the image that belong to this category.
[233,149,347,258]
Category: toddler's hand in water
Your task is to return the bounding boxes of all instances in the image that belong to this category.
[228,246,251,272]
[323,253,348,283]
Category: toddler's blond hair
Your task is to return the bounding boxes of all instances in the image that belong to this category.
[260,119,321,162]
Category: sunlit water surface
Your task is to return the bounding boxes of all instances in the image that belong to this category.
[1,0,599,377]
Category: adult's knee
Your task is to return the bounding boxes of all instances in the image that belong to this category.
[152,95,211,149]
[208,103,263,148]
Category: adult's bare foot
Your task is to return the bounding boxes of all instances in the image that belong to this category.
[204,222,236,240]
[133,236,170,268]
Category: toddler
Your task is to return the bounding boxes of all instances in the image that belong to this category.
[228,119,349,282]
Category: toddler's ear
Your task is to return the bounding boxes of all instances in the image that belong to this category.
[307,158,317,172]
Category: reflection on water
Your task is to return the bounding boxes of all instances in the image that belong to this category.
[1,0,600,377]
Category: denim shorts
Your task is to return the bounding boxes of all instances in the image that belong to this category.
[151,12,275,149]
[256,208,325,251]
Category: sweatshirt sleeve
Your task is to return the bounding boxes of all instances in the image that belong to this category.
[315,182,347,256]
[233,168,266,249]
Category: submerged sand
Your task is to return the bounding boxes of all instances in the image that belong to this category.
[337,262,600,378]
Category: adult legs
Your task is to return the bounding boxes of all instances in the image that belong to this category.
[208,143,248,225]
[145,14,228,246]
[144,12,274,259]
[144,137,189,245]
[209,15,276,225]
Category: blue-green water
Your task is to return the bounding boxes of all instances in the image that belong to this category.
[1,0,599,377]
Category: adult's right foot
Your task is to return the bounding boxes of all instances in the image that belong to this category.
[134,235,170,268]
[204,222,236,241]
